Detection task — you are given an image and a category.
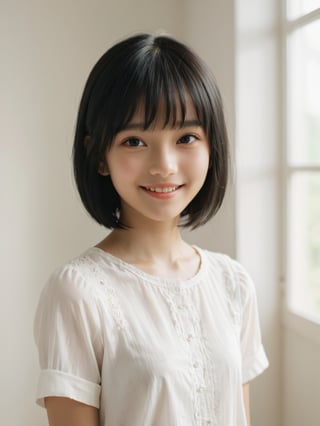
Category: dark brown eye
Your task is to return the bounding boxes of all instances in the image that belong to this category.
[178,135,197,144]
[123,138,144,147]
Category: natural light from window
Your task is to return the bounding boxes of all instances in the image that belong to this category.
[287,0,320,19]
[286,4,320,320]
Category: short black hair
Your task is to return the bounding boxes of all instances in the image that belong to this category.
[73,33,229,229]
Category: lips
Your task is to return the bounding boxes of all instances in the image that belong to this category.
[144,185,180,193]
[142,183,183,191]
[140,184,183,198]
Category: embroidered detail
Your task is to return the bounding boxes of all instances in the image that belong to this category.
[159,286,218,425]
[70,255,128,331]
[219,256,242,327]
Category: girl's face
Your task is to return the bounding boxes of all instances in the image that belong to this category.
[100,98,210,227]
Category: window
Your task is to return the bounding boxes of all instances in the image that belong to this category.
[287,0,320,19]
[284,1,320,321]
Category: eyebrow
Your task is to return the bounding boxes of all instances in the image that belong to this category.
[118,119,202,132]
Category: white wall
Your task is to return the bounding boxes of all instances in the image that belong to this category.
[182,0,236,257]
[0,1,277,425]
[235,0,281,425]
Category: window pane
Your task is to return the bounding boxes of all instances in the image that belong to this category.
[287,20,320,165]
[287,0,320,19]
[288,172,320,318]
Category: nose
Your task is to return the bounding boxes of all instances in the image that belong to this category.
[148,145,178,177]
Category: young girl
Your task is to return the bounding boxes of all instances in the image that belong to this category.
[34,33,268,426]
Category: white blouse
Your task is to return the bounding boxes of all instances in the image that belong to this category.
[34,246,268,426]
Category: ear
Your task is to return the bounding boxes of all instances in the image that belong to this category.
[98,160,109,176]
[84,135,109,176]
[84,135,91,150]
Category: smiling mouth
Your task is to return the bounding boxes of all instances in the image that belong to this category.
[143,185,182,193]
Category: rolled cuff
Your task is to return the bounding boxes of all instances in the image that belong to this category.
[36,369,101,408]
[242,344,269,383]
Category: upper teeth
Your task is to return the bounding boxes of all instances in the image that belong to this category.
[147,186,178,193]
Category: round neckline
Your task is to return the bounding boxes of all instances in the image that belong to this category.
[88,245,205,288]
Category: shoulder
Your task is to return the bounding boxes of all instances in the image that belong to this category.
[200,248,256,302]
[41,248,106,304]
[34,249,111,335]
[200,248,259,328]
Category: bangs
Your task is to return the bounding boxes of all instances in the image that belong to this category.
[109,42,213,135]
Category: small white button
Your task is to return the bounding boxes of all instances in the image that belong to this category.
[193,362,199,368]
[186,334,193,342]
[178,304,185,309]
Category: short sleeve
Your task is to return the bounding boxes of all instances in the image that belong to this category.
[34,265,104,408]
[230,260,269,383]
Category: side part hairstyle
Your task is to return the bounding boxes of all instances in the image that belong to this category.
[73,33,229,229]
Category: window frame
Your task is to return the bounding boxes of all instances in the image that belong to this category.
[281,1,320,336]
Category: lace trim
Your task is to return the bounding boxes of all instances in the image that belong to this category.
[69,255,128,332]
[218,255,242,327]
[159,286,218,425]
[89,246,204,288]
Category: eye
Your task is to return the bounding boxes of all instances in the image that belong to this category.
[122,137,145,147]
[178,134,197,144]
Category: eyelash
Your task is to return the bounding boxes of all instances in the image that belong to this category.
[177,134,197,144]
[122,138,145,147]
[122,134,198,147]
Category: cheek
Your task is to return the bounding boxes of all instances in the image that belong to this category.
[108,154,140,176]
[188,149,210,177]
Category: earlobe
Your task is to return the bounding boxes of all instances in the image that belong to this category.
[84,135,109,176]
[84,135,91,149]
[98,161,109,176]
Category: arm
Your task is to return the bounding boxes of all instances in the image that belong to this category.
[242,383,251,426]
[34,269,103,425]
[45,397,99,426]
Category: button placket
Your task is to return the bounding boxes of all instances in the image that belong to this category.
[159,287,216,425]
[175,293,210,426]
[187,298,217,425]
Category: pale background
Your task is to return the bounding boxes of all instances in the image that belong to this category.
[1,1,319,425]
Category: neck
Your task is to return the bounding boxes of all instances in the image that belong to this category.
[98,219,192,264]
